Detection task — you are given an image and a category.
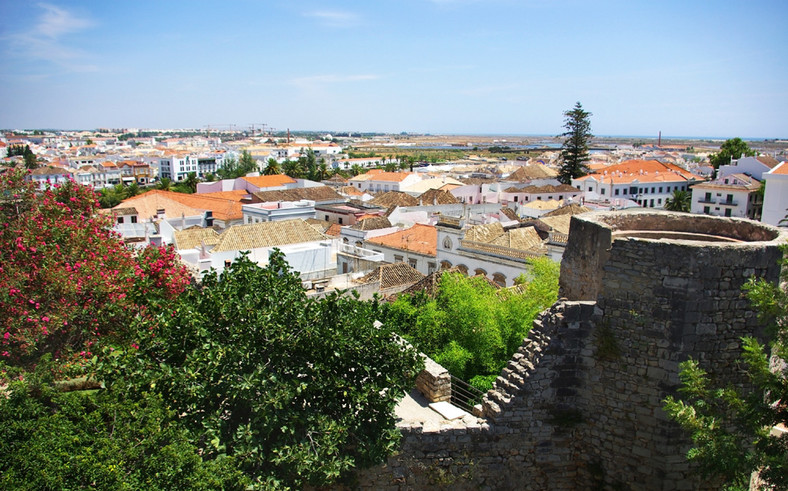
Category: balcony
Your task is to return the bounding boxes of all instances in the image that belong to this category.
[719,199,738,206]
[337,243,384,262]
[697,197,715,204]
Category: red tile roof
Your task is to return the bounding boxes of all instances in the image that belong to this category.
[574,159,701,185]
[241,174,297,188]
[366,224,437,256]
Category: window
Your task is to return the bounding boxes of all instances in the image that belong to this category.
[704,192,711,202]
[615,189,620,196]
[659,187,663,193]
[725,208,732,217]
[726,194,733,204]
[703,206,710,214]
[117,216,124,224]
[514,196,518,202]
[325,215,329,221]
[338,217,343,224]
[394,255,403,262]
[657,199,662,205]
[443,237,453,250]
[428,262,436,274]
[650,199,654,207]
[408,258,417,269]
[651,187,655,193]
[130,216,137,224]
[600,189,605,195]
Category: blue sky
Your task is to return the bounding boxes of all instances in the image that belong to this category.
[1,1,786,138]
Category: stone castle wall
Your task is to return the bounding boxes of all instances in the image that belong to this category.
[354,211,785,490]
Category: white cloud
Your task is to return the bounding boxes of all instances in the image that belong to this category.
[4,3,98,72]
[303,10,361,28]
[35,3,95,38]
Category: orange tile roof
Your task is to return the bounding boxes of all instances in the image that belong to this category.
[575,159,701,185]
[769,161,788,175]
[120,190,244,221]
[366,224,437,256]
[325,223,343,236]
[367,171,417,183]
[241,174,297,188]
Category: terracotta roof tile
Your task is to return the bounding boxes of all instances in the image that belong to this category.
[355,262,425,290]
[350,216,392,231]
[241,174,297,188]
[119,190,244,221]
[506,164,557,181]
[252,186,343,203]
[211,218,328,253]
[418,188,459,205]
[575,159,701,185]
[370,191,419,207]
[173,227,220,250]
[366,224,437,256]
[325,223,343,236]
[769,161,788,176]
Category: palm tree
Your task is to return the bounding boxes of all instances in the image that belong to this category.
[317,162,329,181]
[157,177,173,191]
[263,158,282,175]
[183,172,199,193]
[664,189,691,212]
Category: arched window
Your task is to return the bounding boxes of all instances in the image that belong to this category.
[492,273,506,287]
[342,237,349,244]
[440,260,452,270]
[474,268,487,277]
[355,241,363,247]
[457,264,469,276]
[443,237,453,250]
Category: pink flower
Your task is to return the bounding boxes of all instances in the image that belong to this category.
[3,332,9,340]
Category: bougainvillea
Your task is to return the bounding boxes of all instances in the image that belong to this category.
[0,168,189,370]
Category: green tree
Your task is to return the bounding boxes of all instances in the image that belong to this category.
[216,157,238,180]
[102,252,422,488]
[664,189,691,212]
[23,145,38,169]
[558,102,593,184]
[238,150,258,175]
[317,161,329,181]
[263,158,282,175]
[709,138,755,169]
[126,181,141,197]
[350,163,363,177]
[0,358,248,490]
[183,172,198,193]
[664,248,788,489]
[157,177,173,191]
[282,159,302,178]
[383,258,559,391]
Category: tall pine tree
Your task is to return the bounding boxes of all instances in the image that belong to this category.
[558,102,592,184]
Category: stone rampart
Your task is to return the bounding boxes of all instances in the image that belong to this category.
[353,211,786,490]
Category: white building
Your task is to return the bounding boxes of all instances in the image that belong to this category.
[718,155,780,181]
[762,161,788,227]
[572,159,700,209]
[690,173,762,219]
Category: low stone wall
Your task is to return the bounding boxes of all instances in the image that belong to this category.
[414,357,451,403]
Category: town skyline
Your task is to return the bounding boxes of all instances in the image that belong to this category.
[2,1,787,138]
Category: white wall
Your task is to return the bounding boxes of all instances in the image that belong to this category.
[762,166,788,227]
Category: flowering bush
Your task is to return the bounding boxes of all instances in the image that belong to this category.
[0,168,189,370]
